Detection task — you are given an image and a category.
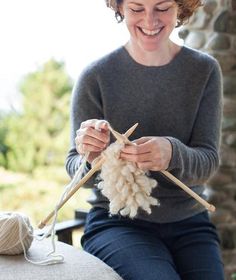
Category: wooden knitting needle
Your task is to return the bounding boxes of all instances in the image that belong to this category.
[161,170,215,212]
[38,123,138,229]
[109,128,216,212]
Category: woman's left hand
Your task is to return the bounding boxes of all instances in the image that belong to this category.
[120,137,172,171]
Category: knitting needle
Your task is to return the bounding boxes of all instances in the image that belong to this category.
[161,170,215,212]
[38,123,138,229]
[109,128,216,212]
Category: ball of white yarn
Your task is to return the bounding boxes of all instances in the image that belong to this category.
[0,212,33,255]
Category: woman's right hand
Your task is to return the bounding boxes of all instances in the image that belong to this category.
[75,119,110,163]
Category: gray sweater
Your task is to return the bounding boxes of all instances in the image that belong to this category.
[66,45,223,223]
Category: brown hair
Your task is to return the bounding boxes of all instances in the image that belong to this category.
[105,0,203,27]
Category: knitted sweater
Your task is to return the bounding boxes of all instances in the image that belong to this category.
[65,45,223,223]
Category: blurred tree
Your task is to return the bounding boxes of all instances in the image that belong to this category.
[4,59,73,172]
[0,113,10,169]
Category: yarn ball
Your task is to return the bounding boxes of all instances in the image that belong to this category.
[98,142,159,218]
[0,212,33,255]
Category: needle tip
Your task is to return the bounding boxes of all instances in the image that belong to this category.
[125,123,139,137]
[208,204,216,212]
[38,221,46,229]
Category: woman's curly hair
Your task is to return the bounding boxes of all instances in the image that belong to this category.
[105,0,203,27]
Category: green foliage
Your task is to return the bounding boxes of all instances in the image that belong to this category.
[0,113,11,168]
[0,61,90,227]
[2,59,73,172]
[232,273,236,280]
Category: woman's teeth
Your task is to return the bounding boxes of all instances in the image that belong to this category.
[140,27,162,36]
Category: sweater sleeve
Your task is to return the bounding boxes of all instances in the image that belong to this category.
[166,60,223,186]
[65,65,103,180]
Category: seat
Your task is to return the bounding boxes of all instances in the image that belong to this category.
[0,239,123,280]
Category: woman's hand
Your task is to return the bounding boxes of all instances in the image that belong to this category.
[120,137,172,171]
[75,119,110,163]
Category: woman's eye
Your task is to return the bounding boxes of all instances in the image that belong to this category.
[155,7,170,12]
[130,8,144,13]
[129,7,171,13]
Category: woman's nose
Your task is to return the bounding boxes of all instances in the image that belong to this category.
[144,11,158,28]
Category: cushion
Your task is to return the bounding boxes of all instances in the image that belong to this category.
[0,239,123,280]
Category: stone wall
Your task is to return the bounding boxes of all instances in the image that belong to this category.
[179,1,236,279]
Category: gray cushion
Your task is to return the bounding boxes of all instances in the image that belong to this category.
[0,239,123,280]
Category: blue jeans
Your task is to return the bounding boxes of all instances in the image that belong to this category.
[81,207,224,280]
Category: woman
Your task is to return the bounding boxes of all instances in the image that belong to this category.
[66,0,224,279]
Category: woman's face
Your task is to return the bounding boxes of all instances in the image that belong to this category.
[119,0,179,52]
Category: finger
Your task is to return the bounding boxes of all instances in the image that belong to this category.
[85,126,109,143]
[76,134,108,150]
[94,120,109,131]
[121,140,150,154]
[76,143,88,155]
[137,161,154,171]
[80,143,105,153]
[80,119,99,129]
[78,127,110,144]
[121,144,138,154]
[120,150,151,163]
[81,119,109,132]
[76,139,106,155]
[132,137,151,145]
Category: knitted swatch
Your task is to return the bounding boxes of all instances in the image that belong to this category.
[98,142,159,218]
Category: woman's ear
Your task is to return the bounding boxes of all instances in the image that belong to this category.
[118,3,124,15]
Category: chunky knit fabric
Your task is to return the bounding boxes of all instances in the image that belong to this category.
[66,45,223,223]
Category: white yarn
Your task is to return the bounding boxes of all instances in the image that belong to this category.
[97,142,159,218]
[0,212,33,255]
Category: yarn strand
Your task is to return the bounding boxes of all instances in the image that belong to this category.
[32,152,89,265]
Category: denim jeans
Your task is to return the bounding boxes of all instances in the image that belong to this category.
[81,207,224,280]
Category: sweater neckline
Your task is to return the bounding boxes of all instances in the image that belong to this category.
[121,45,186,70]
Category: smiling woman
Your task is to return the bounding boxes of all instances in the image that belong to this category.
[65,0,224,279]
